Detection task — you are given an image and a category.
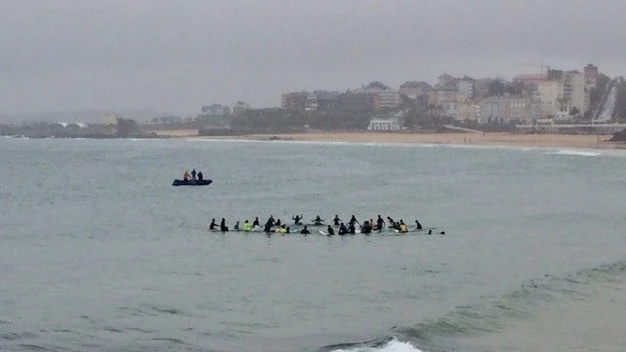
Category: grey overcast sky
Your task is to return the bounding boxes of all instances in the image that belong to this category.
[1,0,626,116]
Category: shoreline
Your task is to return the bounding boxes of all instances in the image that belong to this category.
[153,129,625,150]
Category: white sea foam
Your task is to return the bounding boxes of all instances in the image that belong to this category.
[331,338,424,352]
[549,149,602,157]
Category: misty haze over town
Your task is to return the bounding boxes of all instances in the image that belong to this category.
[2,0,626,123]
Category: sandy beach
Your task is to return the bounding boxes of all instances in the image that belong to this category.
[154,129,624,150]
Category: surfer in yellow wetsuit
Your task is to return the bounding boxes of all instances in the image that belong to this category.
[399,220,408,233]
[183,170,190,181]
[243,220,252,232]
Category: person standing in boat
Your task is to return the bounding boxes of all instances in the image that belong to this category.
[197,171,204,181]
[183,170,190,181]
[191,169,197,180]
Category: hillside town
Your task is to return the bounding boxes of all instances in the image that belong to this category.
[189,63,626,136]
[3,64,626,139]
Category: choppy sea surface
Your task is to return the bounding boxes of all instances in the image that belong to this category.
[1,137,626,352]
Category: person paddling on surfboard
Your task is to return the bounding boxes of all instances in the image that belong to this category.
[300,225,310,235]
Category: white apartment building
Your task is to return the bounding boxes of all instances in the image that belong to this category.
[538,71,586,118]
[367,117,402,131]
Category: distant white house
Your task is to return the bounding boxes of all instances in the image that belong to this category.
[367,117,401,131]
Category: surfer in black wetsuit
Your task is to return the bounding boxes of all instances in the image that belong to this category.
[387,216,397,230]
[233,221,240,231]
[300,225,310,235]
[266,215,275,227]
[220,218,229,232]
[376,215,385,232]
[349,215,358,225]
[292,214,303,225]
[326,225,335,236]
[311,215,324,225]
[275,219,282,227]
[264,222,272,233]
[253,217,260,228]
[415,219,423,230]
[209,218,217,230]
[361,221,372,234]
[338,223,348,235]
[333,215,341,226]
[348,222,356,234]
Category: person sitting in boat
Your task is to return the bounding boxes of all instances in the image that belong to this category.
[220,218,229,232]
[300,225,310,235]
[338,223,348,235]
[233,221,240,231]
[243,220,252,232]
[333,215,341,226]
[361,221,372,234]
[399,220,408,233]
[326,225,335,235]
[209,218,217,230]
[197,171,204,181]
[311,215,324,225]
[253,217,260,228]
[183,170,191,181]
[415,219,423,230]
[292,214,303,225]
[191,169,197,180]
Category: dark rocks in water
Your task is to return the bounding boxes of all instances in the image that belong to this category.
[267,136,293,141]
[610,129,626,142]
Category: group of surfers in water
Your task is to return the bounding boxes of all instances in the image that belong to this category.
[208,214,444,235]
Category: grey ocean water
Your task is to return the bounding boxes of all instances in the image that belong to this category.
[1,137,625,352]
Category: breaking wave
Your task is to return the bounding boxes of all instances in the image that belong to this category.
[327,260,626,352]
[548,149,602,156]
[326,337,423,352]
